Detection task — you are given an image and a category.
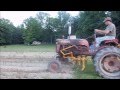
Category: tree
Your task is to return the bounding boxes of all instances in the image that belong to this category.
[76,11,106,38]
[36,11,71,43]
[110,11,120,38]
[44,17,58,43]
[23,17,43,44]
[0,18,16,45]
[57,11,70,37]
[74,11,106,44]
[36,12,50,28]
[11,25,24,44]
[2,11,119,45]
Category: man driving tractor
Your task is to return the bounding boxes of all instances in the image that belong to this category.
[95,17,116,47]
[48,16,120,79]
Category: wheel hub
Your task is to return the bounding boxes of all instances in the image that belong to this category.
[51,63,58,71]
[108,61,114,66]
[102,54,120,73]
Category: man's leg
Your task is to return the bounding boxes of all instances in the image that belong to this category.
[96,36,115,47]
[96,37,104,47]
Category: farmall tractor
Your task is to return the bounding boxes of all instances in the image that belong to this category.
[47,22,120,79]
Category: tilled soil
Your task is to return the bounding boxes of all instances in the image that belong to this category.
[0,52,74,79]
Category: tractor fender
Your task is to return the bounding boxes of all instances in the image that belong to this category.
[92,46,112,59]
[103,39,119,46]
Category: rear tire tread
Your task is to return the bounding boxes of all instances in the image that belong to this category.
[93,46,120,79]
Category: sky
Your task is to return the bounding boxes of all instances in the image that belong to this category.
[0,11,79,27]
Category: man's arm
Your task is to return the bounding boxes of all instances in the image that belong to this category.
[95,29,110,35]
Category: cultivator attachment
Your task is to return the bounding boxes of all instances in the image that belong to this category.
[117,44,120,48]
[60,45,88,71]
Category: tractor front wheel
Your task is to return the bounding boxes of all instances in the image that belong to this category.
[47,60,62,73]
[93,46,120,79]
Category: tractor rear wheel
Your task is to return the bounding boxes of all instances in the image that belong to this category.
[93,46,120,79]
[47,60,62,73]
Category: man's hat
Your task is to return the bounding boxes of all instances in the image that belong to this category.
[103,17,112,22]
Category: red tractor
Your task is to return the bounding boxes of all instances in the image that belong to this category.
[47,28,120,79]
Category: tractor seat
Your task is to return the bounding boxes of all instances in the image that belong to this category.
[104,39,119,44]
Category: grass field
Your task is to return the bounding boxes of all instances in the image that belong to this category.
[73,59,103,79]
[0,44,55,52]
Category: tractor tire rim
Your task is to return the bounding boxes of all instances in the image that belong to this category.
[50,63,59,72]
[100,53,120,76]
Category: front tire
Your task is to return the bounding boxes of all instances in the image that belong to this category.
[47,60,62,73]
[93,46,120,79]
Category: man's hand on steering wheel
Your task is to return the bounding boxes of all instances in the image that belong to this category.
[94,29,106,37]
[95,29,99,33]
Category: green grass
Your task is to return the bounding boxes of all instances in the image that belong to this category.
[0,44,55,52]
[73,58,103,79]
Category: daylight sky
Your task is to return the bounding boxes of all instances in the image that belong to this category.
[0,11,79,27]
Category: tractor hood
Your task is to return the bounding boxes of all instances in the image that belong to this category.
[56,39,89,47]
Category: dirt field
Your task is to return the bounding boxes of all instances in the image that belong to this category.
[0,52,73,79]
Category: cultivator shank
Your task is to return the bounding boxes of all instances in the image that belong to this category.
[117,44,120,48]
[60,44,88,71]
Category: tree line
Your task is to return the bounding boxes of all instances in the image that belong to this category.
[0,11,120,45]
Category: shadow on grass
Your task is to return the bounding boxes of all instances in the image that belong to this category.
[73,60,103,79]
